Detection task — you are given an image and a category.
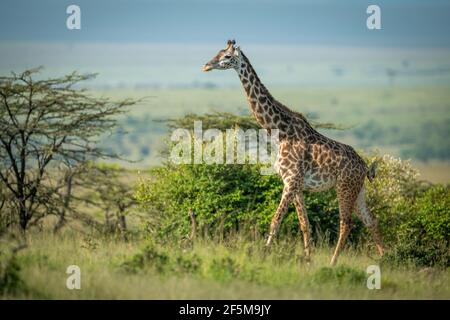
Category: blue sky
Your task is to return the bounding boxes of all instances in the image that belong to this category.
[1,0,450,47]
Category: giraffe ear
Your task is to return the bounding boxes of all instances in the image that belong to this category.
[226,39,237,50]
[234,46,241,57]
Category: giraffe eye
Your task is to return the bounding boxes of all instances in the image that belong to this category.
[224,55,232,59]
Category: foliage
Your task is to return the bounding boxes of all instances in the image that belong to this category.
[121,242,201,275]
[135,163,350,243]
[135,152,435,246]
[363,154,425,243]
[0,241,26,294]
[0,68,137,231]
[363,156,449,267]
[68,162,136,237]
[309,266,366,286]
[158,111,345,133]
[404,185,450,243]
[158,111,261,131]
[383,185,450,267]
[208,256,240,283]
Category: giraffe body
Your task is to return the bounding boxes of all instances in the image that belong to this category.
[203,40,384,265]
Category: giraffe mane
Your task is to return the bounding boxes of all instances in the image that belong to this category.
[240,50,311,125]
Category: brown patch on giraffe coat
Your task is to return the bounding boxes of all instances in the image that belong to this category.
[259,96,266,104]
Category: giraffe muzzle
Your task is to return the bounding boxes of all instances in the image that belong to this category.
[202,64,213,72]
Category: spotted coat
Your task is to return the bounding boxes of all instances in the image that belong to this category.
[203,40,384,265]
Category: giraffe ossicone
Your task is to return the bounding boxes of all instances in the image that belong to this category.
[203,40,385,266]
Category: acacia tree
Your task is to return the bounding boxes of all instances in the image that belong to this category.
[0,68,136,231]
[80,163,136,238]
[51,162,136,237]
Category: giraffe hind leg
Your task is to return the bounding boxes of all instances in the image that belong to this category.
[355,186,385,256]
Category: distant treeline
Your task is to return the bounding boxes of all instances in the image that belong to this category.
[103,115,450,163]
[350,119,450,162]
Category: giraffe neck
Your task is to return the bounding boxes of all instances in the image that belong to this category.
[235,51,313,138]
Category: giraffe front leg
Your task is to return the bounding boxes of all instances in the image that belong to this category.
[330,217,352,266]
[266,184,295,247]
[293,193,312,261]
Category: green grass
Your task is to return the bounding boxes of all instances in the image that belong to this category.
[4,232,449,299]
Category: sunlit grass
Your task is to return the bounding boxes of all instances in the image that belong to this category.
[5,232,449,299]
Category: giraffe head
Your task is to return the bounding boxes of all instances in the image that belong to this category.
[202,39,242,72]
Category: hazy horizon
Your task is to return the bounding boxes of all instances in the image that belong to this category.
[2,42,450,88]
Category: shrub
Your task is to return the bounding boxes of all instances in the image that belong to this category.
[121,244,170,274]
[121,243,202,275]
[174,254,202,274]
[0,245,25,294]
[135,153,433,247]
[384,185,450,268]
[309,266,366,286]
[208,256,240,282]
[408,185,450,244]
[363,154,424,244]
[135,163,346,243]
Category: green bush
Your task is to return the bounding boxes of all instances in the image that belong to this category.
[121,243,202,275]
[208,256,240,282]
[0,247,25,294]
[135,163,346,243]
[363,154,425,244]
[384,185,450,268]
[407,185,450,243]
[121,244,170,274]
[309,266,366,286]
[135,154,430,246]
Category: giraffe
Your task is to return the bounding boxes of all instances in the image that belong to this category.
[202,40,384,265]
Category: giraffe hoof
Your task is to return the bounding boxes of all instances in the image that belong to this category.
[265,235,274,247]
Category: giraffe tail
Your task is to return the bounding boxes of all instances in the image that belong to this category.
[366,161,377,183]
